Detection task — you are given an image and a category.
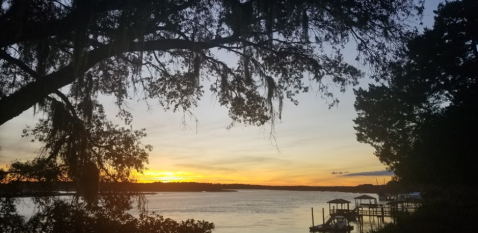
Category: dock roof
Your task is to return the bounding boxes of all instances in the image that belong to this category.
[327,198,351,204]
[354,195,376,200]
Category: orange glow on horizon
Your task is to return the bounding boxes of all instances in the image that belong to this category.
[136,170,200,183]
[134,169,392,186]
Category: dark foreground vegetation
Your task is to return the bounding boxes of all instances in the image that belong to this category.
[0,197,214,233]
[354,1,478,232]
[369,186,478,233]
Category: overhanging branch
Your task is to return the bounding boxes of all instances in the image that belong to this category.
[0,35,240,125]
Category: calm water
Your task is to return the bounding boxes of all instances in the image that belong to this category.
[16,190,388,233]
[132,190,387,233]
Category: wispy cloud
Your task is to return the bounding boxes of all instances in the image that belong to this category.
[341,170,394,177]
[331,171,349,175]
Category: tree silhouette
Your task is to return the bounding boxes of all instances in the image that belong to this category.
[354,0,478,187]
[0,0,422,125]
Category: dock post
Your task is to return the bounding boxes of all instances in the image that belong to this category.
[311,207,315,226]
[322,208,325,224]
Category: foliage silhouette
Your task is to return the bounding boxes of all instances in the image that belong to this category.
[1,0,423,125]
[354,3,478,232]
[0,197,214,233]
[354,0,478,187]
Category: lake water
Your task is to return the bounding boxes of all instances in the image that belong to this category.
[132,190,387,233]
[16,190,389,233]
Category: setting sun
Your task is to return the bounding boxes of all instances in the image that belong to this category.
[137,171,200,183]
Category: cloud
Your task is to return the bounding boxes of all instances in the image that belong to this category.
[331,171,348,175]
[341,170,394,177]
[175,163,237,172]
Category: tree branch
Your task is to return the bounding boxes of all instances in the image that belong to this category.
[0,49,83,120]
[0,0,196,48]
[0,49,39,78]
[0,35,240,125]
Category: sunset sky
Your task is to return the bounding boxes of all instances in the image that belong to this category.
[0,1,440,186]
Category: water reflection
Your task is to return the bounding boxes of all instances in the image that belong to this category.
[17,190,392,233]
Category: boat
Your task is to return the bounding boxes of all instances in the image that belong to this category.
[309,216,354,232]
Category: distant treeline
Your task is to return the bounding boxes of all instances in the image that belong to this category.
[1,182,399,197]
[104,182,384,193]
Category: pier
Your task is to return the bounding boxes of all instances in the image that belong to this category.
[326,194,419,218]
[310,194,420,232]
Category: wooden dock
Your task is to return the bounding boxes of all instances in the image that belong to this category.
[310,195,421,232]
[329,202,418,218]
[327,194,420,218]
[311,195,420,231]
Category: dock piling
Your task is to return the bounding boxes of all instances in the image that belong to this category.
[311,207,314,226]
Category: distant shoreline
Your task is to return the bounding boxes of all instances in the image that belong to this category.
[1,182,397,197]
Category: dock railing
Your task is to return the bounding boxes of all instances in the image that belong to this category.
[354,203,418,217]
[328,202,419,218]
